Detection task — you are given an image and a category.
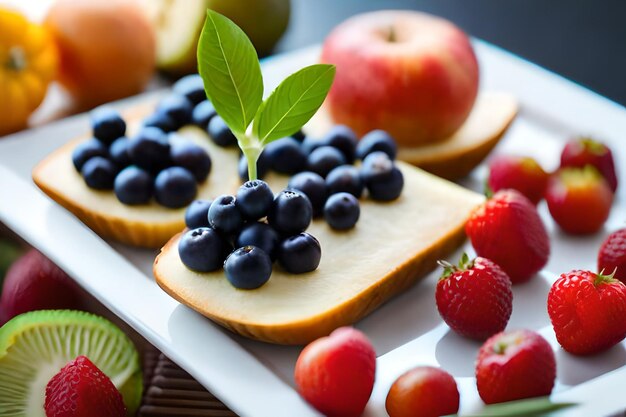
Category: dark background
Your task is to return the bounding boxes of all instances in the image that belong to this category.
[276,0,626,106]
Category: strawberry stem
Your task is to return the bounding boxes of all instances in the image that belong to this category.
[595,268,618,286]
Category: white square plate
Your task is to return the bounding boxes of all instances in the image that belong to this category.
[1,41,626,416]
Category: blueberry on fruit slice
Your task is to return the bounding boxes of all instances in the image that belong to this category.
[236,180,274,220]
[142,112,177,133]
[278,232,321,274]
[307,146,347,178]
[156,94,194,129]
[192,100,217,128]
[288,171,327,217]
[169,138,212,182]
[178,227,225,272]
[81,156,117,190]
[114,166,153,205]
[268,189,313,235]
[128,127,171,172]
[224,246,272,290]
[320,125,358,163]
[356,129,397,160]
[208,115,238,147]
[91,107,126,145]
[0,310,143,415]
[360,151,404,201]
[324,192,360,230]
[265,137,307,174]
[72,139,108,171]
[208,195,244,234]
[238,151,270,181]
[326,165,364,198]
[172,74,206,106]
[185,199,212,229]
[109,136,131,167]
[236,222,280,260]
[154,167,197,208]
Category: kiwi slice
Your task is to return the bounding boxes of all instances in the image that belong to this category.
[0,310,142,417]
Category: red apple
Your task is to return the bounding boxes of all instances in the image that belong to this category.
[321,10,479,147]
[294,327,376,417]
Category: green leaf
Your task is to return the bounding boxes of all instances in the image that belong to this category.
[253,64,335,145]
[447,397,577,417]
[197,10,263,136]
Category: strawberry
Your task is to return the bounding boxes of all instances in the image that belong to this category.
[547,269,626,355]
[598,229,626,283]
[45,355,126,417]
[436,254,513,339]
[465,189,550,284]
[487,155,548,204]
[560,136,618,193]
[294,327,376,417]
[475,329,556,404]
[545,166,613,235]
[385,366,459,417]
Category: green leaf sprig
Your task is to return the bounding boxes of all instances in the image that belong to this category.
[197,10,336,181]
[446,396,577,417]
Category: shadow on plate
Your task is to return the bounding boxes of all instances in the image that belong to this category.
[557,343,626,387]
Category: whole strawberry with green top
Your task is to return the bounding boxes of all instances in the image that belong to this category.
[465,189,550,284]
[548,269,626,355]
[436,254,513,339]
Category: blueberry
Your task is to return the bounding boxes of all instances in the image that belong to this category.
[278,232,321,274]
[185,199,212,229]
[154,167,197,208]
[109,136,131,167]
[265,137,307,174]
[156,94,194,129]
[113,166,153,205]
[320,125,358,163]
[325,165,364,198]
[192,100,217,128]
[208,116,238,147]
[238,151,270,181]
[301,136,324,155]
[268,189,312,235]
[91,107,125,145]
[307,146,346,178]
[236,222,280,260]
[72,139,108,171]
[288,171,327,217]
[360,152,404,201]
[224,246,272,290]
[356,129,397,160]
[178,227,225,272]
[128,127,171,172]
[169,138,211,182]
[292,129,306,142]
[236,180,274,220]
[81,156,117,190]
[172,74,206,106]
[208,195,244,234]
[143,112,177,133]
[324,192,360,230]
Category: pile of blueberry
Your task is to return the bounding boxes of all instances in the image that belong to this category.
[179,180,321,289]
[72,75,215,208]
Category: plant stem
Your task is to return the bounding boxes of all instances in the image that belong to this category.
[246,150,258,181]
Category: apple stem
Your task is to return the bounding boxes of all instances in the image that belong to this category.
[388,26,396,43]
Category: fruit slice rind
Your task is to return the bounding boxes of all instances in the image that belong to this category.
[0,310,142,417]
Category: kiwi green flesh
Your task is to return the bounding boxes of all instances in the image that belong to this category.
[0,310,142,416]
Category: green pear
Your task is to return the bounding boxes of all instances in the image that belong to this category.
[141,0,290,75]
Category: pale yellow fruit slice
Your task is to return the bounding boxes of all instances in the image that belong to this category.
[154,163,484,345]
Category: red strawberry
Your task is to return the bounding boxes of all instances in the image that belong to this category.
[385,366,459,417]
[545,166,613,235]
[487,155,548,204]
[547,269,626,355]
[294,327,376,417]
[45,355,126,417]
[465,189,550,284]
[598,229,626,283]
[560,136,618,193]
[476,329,556,404]
[436,254,513,339]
